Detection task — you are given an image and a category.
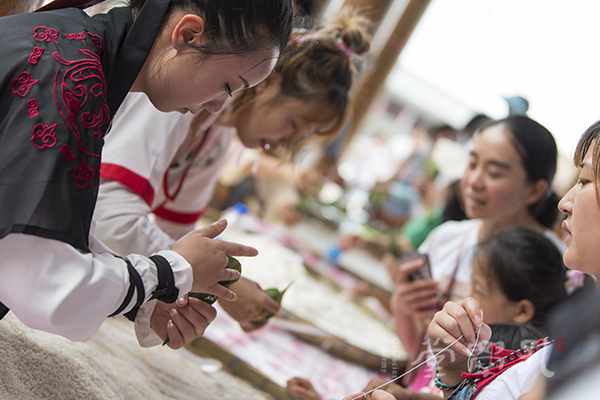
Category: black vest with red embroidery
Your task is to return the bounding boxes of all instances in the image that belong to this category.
[0,5,162,251]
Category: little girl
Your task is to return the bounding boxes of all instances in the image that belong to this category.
[406,227,585,395]
[290,227,586,400]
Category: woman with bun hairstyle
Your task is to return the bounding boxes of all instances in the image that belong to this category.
[0,0,294,348]
[92,8,371,343]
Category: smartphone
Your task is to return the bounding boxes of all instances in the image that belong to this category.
[402,251,432,281]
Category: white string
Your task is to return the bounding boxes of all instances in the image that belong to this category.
[467,317,483,373]
[348,334,465,400]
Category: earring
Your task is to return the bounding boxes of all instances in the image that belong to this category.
[255,86,263,94]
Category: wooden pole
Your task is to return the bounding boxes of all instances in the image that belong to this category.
[1,0,45,16]
[349,0,431,139]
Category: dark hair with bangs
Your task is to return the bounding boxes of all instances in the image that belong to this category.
[129,0,294,57]
[573,119,600,200]
[475,227,568,330]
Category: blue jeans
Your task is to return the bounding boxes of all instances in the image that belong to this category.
[448,381,477,400]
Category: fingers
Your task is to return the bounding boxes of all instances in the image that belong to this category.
[195,219,228,239]
[286,377,320,400]
[175,294,189,307]
[398,258,427,281]
[205,284,237,302]
[165,319,184,349]
[287,377,314,390]
[218,240,259,258]
[220,266,241,282]
[183,297,217,325]
[342,393,365,400]
[428,298,487,358]
[240,319,268,332]
[260,291,281,315]
[166,298,216,349]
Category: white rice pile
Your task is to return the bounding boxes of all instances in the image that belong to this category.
[221,229,406,360]
[0,313,272,400]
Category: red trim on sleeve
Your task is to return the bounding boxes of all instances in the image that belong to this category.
[153,205,207,224]
[100,163,155,206]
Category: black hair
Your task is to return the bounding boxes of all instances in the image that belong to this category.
[462,113,492,138]
[128,0,294,56]
[545,290,600,392]
[476,227,567,330]
[573,119,600,200]
[481,116,559,229]
[428,124,457,141]
[478,322,546,368]
[442,179,467,223]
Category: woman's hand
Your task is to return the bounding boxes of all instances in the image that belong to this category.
[170,219,257,300]
[338,234,365,251]
[286,377,321,400]
[342,390,396,400]
[427,298,491,387]
[218,277,280,332]
[386,254,439,319]
[150,296,217,349]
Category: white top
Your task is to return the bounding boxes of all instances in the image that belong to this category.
[419,219,567,301]
[0,232,192,343]
[93,93,235,255]
[477,345,552,400]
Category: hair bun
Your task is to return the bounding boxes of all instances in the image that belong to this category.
[328,7,371,56]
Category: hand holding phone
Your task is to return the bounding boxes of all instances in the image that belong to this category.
[401,251,432,281]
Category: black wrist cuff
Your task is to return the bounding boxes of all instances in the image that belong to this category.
[0,302,10,321]
[111,259,145,321]
[149,255,179,304]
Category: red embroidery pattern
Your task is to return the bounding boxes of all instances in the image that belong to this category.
[53,49,107,157]
[33,26,59,44]
[60,144,75,162]
[82,104,110,140]
[12,72,39,98]
[31,123,58,149]
[73,157,94,188]
[65,32,86,44]
[28,47,44,64]
[87,33,103,52]
[26,98,39,118]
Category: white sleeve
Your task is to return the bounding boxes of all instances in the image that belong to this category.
[476,346,551,400]
[0,233,192,342]
[93,179,174,257]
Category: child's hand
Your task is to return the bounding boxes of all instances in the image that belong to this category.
[427,298,491,383]
[218,277,280,332]
[150,296,217,349]
[170,219,257,300]
[387,254,439,319]
[286,377,321,400]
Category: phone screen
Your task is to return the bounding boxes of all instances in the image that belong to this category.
[402,251,432,281]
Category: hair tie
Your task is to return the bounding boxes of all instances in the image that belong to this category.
[565,269,586,295]
[288,29,315,46]
[337,38,355,59]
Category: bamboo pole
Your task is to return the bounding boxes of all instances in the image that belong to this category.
[349,0,431,140]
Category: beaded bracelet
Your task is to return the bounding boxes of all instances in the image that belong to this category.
[434,373,462,391]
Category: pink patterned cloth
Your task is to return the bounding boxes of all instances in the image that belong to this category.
[205,304,387,399]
